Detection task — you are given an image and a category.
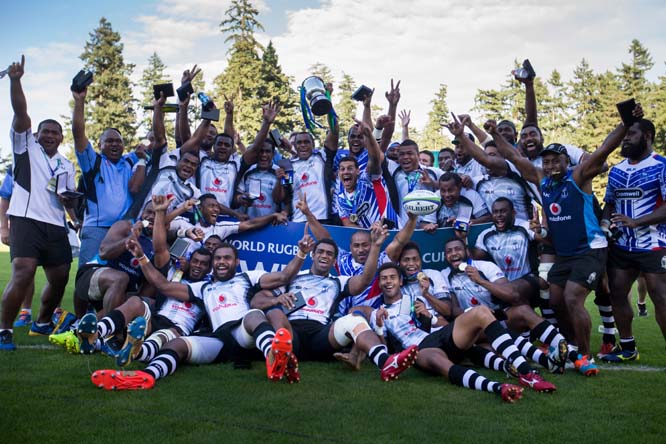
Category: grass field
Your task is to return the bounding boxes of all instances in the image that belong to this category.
[1,253,665,444]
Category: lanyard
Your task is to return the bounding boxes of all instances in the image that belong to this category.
[406,171,421,193]
[40,148,61,177]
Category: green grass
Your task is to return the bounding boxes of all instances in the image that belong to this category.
[1,253,665,444]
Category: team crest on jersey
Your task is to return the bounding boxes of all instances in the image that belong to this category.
[561,188,568,199]
[550,203,562,215]
[306,296,317,307]
[587,272,597,285]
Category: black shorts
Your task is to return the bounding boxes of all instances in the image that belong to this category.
[291,319,336,361]
[607,246,666,274]
[418,322,466,362]
[150,314,182,335]
[74,265,106,311]
[515,273,541,307]
[207,319,262,363]
[9,216,72,266]
[548,248,606,290]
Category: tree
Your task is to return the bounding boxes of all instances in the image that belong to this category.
[421,84,449,151]
[618,39,654,104]
[213,0,267,141]
[258,40,299,135]
[335,72,357,144]
[78,18,136,145]
[139,52,174,143]
[537,70,572,143]
[308,62,334,85]
[650,67,666,149]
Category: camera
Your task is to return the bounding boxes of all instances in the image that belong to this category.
[71,70,93,93]
[351,85,372,102]
[198,93,220,121]
[512,59,536,80]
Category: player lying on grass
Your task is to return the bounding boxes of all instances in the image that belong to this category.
[89,226,315,390]
[251,223,419,382]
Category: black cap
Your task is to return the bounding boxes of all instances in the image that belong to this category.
[539,143,568,157]
[452,133,475,145]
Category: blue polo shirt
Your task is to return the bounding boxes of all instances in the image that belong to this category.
[76,142,138,227]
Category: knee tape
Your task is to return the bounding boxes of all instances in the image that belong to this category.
[146,328,179,349]
[538,262,554,301]
[183,336,223,364]
[141,300,152,326]
[333,314,370,347]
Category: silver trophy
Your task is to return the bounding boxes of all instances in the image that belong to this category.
[301,76,332,116]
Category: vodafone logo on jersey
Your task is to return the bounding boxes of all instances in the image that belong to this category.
[184,302,193,308]
[470,296,479,306]
[549,203,562,216]
[214,177,222,186]
[130,258,140,268]
[218,295,226,303]
[301,172,309,181]
[258,193,265,202]
[306,297,317,307]
[504,256,513,266]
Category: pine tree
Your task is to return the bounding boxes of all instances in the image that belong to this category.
[421,84,449,151]
[139,52,175,143]
[567,59,599,150]
[618,39,654,103]
[540,70,572,143]
[335,72,357,143]
[213,0,266,140]
[308,62,334,85]
[651,67,666,149]
[258,40,299,135]
[79,18,137,145]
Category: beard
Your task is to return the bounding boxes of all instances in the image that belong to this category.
[621,136,648,159]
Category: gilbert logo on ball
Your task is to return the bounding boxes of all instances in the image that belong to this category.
[402,190,441,215]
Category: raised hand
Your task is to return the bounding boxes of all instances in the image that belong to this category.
[352,117,373,138]
[298,222,314,254]
[154,91,166,109]
[483,119,498,136]
[152,194,174,212]
[443,112,464,137]
[295,192,312,217]
[399,109,411,128]
[223,94,235,114]
[457,114,473,128]
[262,100,281,123]
[181,64,201,85]
[375,114,393,130]
[385,78,401,106]
[8,55,25,80]
[362,88,374,108]
[125,236,144,258]
[369,221,389,246]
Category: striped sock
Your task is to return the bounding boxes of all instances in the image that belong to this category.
[485,321,532,375]
[594,290,616,344]
[136,339,160,362]
[448,364,500,394]
[252,322,275,358]
[368,344,389,368]
[143,349,180,381]
[97,310,125,339]
[466,345,504,371]
[513,334,549,369]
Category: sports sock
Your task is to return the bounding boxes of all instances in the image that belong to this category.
[513,334,549,369]
[484,321,531,375]
[97,310,125,339]
[594,290,616,344]
[368,344,389,367]
[620,337,636,352]
[448,364,500,394]
[531,320,566,351]
[252,322,275,358]
[466,345,504,371]
[143,349,180,380]
[136,339,160,362]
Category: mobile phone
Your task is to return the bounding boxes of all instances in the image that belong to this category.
[248,178,261,200]
[71,70,93,93]
[617,98,639,126]
[352,85,372,102]
[169,238,191,258]
[280,291,306,315]
[153,83,175,100]
[269,129,281,147]
[522,59,536,79]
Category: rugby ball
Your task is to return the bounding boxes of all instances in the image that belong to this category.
[402,190,440,215]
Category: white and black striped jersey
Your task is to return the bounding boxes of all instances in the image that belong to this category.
[281,271,351,324]
[236,165,281,218]
[475,220,535,281]
[441,260,506,311]
[291,150,334,222]
[385,159,444,228]
[197,155,245,208]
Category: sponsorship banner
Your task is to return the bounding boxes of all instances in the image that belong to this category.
[227,222,493,274]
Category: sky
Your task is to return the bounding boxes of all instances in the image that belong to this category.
[1,0,665,156]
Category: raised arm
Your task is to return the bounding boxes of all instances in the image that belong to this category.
[381,79,400,152]
[223,95,235,140]
[294,192,330,240]
[385,212,418,261]
[72,86,89,152]
[152,92,167,149]
[323,83,340,152]
[460,113,491,146]
[99,220,134,260]
[354,118,382,176]
[452,114,507,176]
[257,226,315,289]
[9,55,30,133]
[126,236,190,301]
[520,76,538,127]
[398,110,410,143]
[175,65,200,145]
[347,222,388,295]
[242,100,280,166]
[574,122,630,188]
[128,143,147,194]
[150,195,174,269]
[484,119,543,185]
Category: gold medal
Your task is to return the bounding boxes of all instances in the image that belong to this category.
[349,214,358,223]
